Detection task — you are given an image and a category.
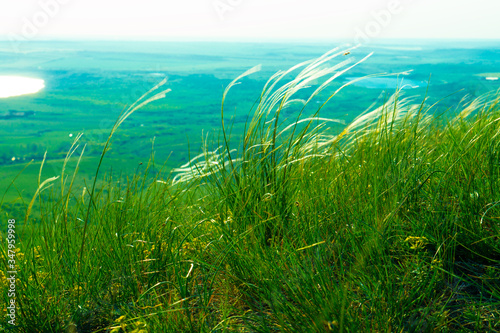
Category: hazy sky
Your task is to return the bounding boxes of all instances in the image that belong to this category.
[1,0,499,42]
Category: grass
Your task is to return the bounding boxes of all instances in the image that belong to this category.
[1,46,500,332]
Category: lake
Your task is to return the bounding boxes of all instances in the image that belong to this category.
[345,77,423,89]
[0,76,45,98]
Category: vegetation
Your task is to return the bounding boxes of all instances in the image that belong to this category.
[1,47,500,332]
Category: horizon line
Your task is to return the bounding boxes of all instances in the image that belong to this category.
[1,36,500,44]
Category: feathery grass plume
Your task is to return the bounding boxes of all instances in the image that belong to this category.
[171,48,428,192]
[60,133,86,216]
[78,76,170,265]
[452,92,490,121]
[171,147,240,185]
[172,46,375,185]
[319,91,432,151]
[25,151,59,224]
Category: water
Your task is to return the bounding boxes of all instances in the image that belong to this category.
[345,77,423,89]
[0,76,45,98]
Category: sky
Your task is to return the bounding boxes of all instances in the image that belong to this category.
[0,0,499,42]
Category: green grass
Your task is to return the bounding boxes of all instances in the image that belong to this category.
[1,47,500,332]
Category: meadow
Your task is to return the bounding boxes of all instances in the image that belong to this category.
[1,42,500,332]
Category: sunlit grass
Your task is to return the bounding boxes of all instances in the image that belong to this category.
[1,47,500,332]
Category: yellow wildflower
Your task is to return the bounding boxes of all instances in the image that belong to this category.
[0,270,7,290]
[111,283,122,298]
[110,315,128,333]
[16,248,25,262]
[33,246,43,261]
[130,321,147,333]
[404,236,429,250]
[431,258,442,269]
